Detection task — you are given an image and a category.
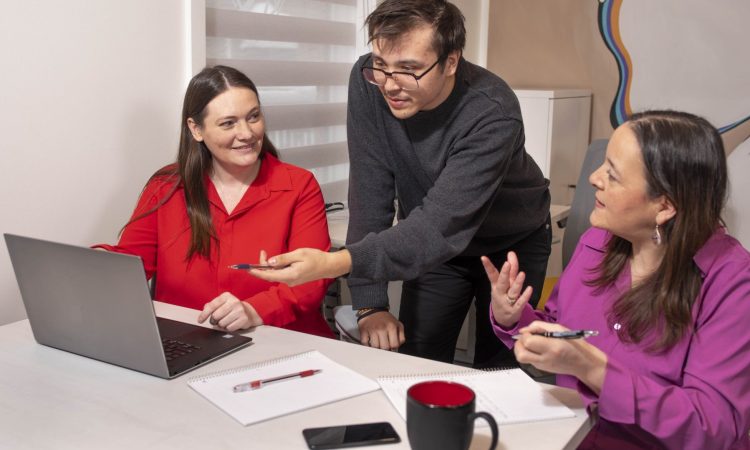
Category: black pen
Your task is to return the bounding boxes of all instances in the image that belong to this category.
[228,264,273,270]
[511,330,599,340]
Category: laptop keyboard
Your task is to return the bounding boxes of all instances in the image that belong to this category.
[162,338,201,361]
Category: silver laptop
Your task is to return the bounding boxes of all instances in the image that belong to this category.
[4,233,253,379]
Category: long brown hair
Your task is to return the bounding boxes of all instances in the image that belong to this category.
[590,110,727,352]
[126,65,278,260]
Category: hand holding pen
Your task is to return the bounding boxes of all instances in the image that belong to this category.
[228,250,290,272]
[512,321,608,394]
[229,263,273,270]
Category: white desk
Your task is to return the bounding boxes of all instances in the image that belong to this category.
[0,302,592,450]
[550,204,571,227]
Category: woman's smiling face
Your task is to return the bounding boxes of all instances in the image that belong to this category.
[187,87,265,173]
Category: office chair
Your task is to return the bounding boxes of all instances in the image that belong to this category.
[561,139,608,268]
[526,140,608,382]
[333,305,361,343]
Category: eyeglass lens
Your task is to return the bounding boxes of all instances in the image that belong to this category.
[363,68,419,91]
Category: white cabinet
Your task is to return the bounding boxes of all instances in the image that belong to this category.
[513,89,590,279]
[513,89,592,205]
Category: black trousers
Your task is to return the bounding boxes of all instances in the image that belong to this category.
[398,218,552,368]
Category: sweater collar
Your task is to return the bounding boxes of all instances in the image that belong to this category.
[405,57,467,124]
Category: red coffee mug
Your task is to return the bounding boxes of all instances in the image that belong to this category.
[406,381,499,450]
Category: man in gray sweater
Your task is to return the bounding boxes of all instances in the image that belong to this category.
[251,0,551,368]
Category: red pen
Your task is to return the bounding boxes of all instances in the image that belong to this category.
[232,369,322,393]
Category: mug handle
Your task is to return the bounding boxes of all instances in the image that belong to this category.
[469,411,499,450]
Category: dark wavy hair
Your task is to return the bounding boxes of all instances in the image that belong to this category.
[590,110,727,352]
[365,0,465,66]
[126,65,277,260]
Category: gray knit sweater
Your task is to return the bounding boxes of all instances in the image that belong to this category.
[345,55,550,308]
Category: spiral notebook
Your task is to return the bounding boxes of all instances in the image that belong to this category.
[377,368,575,426]
[188,350,379,426]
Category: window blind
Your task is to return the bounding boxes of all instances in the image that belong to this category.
[206,0,373,202]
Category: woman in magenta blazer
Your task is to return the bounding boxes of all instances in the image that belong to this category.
[485,110,750,449]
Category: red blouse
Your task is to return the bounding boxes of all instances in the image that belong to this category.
[95,155,334,338]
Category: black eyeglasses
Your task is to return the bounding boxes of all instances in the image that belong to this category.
[361,59,441,91]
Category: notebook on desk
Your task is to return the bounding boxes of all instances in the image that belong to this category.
[4,233,253,379]
[187,350,380,425]
[377,367,575,426]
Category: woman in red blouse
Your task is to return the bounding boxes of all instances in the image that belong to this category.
[96,66,333,338]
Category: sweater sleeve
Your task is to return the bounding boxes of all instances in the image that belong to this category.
[595,260,750,449]
[346,94,527,282]
[243,173,333,326]
[344,57,396,308]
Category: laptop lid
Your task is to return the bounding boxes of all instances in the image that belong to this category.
[4,233,252,379]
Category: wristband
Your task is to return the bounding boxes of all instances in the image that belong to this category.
[355,306,389,322]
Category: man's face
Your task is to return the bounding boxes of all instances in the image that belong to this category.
[371,24,458,119]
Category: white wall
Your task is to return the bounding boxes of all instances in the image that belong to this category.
[452,0,489,67]
[725,139,750,249]
[0,0,194,325]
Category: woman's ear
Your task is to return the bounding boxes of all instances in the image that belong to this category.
[186,118,203,142]
[656,196,677,225]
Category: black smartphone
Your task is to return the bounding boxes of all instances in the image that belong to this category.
[302,422,401,449]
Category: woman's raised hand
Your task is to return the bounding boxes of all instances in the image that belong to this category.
[481,251,533,328]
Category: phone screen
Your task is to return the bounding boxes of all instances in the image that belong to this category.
[302,422,400,449]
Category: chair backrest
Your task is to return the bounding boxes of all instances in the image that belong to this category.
[333,305,361,343]
[562,139,608,268]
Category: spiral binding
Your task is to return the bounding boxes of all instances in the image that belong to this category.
[187,349,318,383]
[377,366,512,382]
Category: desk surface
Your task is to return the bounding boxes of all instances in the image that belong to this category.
[328,204,571,248]
[0,302,591,450]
